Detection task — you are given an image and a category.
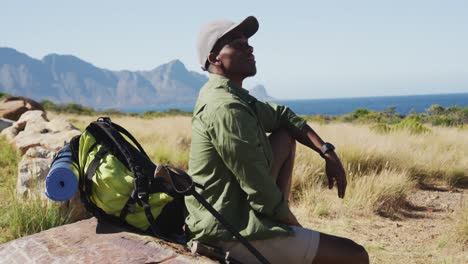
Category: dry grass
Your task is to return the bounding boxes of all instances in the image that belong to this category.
[7,112,464,262]
[0,136,69,243]
[299,122,468,187]
[49,113,192,169]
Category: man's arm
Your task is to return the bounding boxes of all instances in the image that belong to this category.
[292,124,347,198]
[255,101,347,198]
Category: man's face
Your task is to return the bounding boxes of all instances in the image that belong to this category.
[212,31,257,77]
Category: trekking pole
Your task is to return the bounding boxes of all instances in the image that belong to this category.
[190,190,270,264]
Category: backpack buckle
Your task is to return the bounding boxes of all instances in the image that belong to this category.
[97,117,112,124]
[137,191,149,202]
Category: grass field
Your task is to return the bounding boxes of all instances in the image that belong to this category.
[1,112,466,263]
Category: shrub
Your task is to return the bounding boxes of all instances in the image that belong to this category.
[394,115,431,134]
[426,104,445,115]
[140,109,191,119]
[303,115,333,125]
[41,100,96,115]
[370,123,392,134]
[0,91,8,99]
[431,115,456,126]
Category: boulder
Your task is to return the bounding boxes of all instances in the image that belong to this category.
[4,110,80,154]
[0,126,18,141]
[6,111,86,221]
[16,146,53,198]
[0,96,45,121]
[0,118,14,133]
[0,218,214,263]
[14,110,48,132]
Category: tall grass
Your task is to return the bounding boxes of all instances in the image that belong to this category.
[293,168,414,218]
[0,136,70,243]
[302,122,467,187]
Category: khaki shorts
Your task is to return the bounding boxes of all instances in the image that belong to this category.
[217,226,320,264]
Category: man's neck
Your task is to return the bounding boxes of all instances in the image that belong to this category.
[227,75,243,88]
[211,71,244,88]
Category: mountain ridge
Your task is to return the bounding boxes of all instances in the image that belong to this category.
[0,47,274,109]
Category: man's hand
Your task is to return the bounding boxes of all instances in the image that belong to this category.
[324,152,347,198]
[293,124,347,198]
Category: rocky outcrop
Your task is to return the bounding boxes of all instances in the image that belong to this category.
[0,96,45,121]
[1,109,85,221]
[0,218,214,264]
[1,110,80,154]
[16,146,54,198]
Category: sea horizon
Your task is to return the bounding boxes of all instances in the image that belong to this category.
[115,92,468,116]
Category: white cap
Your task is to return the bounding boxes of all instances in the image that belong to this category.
[196,16,259,71]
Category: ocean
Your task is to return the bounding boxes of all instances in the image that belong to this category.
[118,93,468,116]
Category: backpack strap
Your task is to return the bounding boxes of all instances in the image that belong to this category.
[109,121,150,160]
[154,167,270,264]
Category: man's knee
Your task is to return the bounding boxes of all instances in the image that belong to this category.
[352,242,369,263]
[314,234,369,264]
[341,238,369,264]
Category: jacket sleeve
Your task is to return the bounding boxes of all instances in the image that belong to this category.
[207,102,290,221]
[254,101,307,133]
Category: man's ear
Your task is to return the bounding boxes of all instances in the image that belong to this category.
[207,53,221,67]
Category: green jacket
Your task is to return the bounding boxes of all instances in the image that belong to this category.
[185,74,306,243]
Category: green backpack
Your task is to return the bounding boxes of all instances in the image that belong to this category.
[70,117,187,242]
[67,117,269,263]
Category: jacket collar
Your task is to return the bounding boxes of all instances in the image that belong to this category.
[208,74,255,104]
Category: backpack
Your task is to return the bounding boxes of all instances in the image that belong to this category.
[67,117,269,263]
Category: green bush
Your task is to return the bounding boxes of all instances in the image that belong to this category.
[425,105,468,126]
[394,115,431,134]
[431,115,456,126]
[140,109,191,119]
[0,91,8,99]
[370,123,392,134]
[302,115,333,125]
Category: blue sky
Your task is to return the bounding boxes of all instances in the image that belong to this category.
[1,0,467,99]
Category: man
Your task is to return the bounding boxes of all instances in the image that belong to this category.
[185,16,369,264]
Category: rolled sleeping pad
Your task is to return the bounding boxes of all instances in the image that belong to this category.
[45,145,79,201]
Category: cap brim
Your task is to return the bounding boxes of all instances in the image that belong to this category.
[222,16,259,40]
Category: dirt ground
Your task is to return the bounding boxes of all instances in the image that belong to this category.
[295,185,467,264]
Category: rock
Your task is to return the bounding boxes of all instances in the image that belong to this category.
[7,110,80,154]
[0,118,14,133]
[13,110,48,132]
[0,126,18,141]
[0,96,45,121]
[0,218,214,264]
[15,129,80,154]
[16,147,53,198]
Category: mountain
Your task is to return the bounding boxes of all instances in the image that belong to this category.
[0,47,274,110]
[248,85,275,101]
[0,48,207,109]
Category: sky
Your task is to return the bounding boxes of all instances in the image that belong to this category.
[1,0,467,99]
